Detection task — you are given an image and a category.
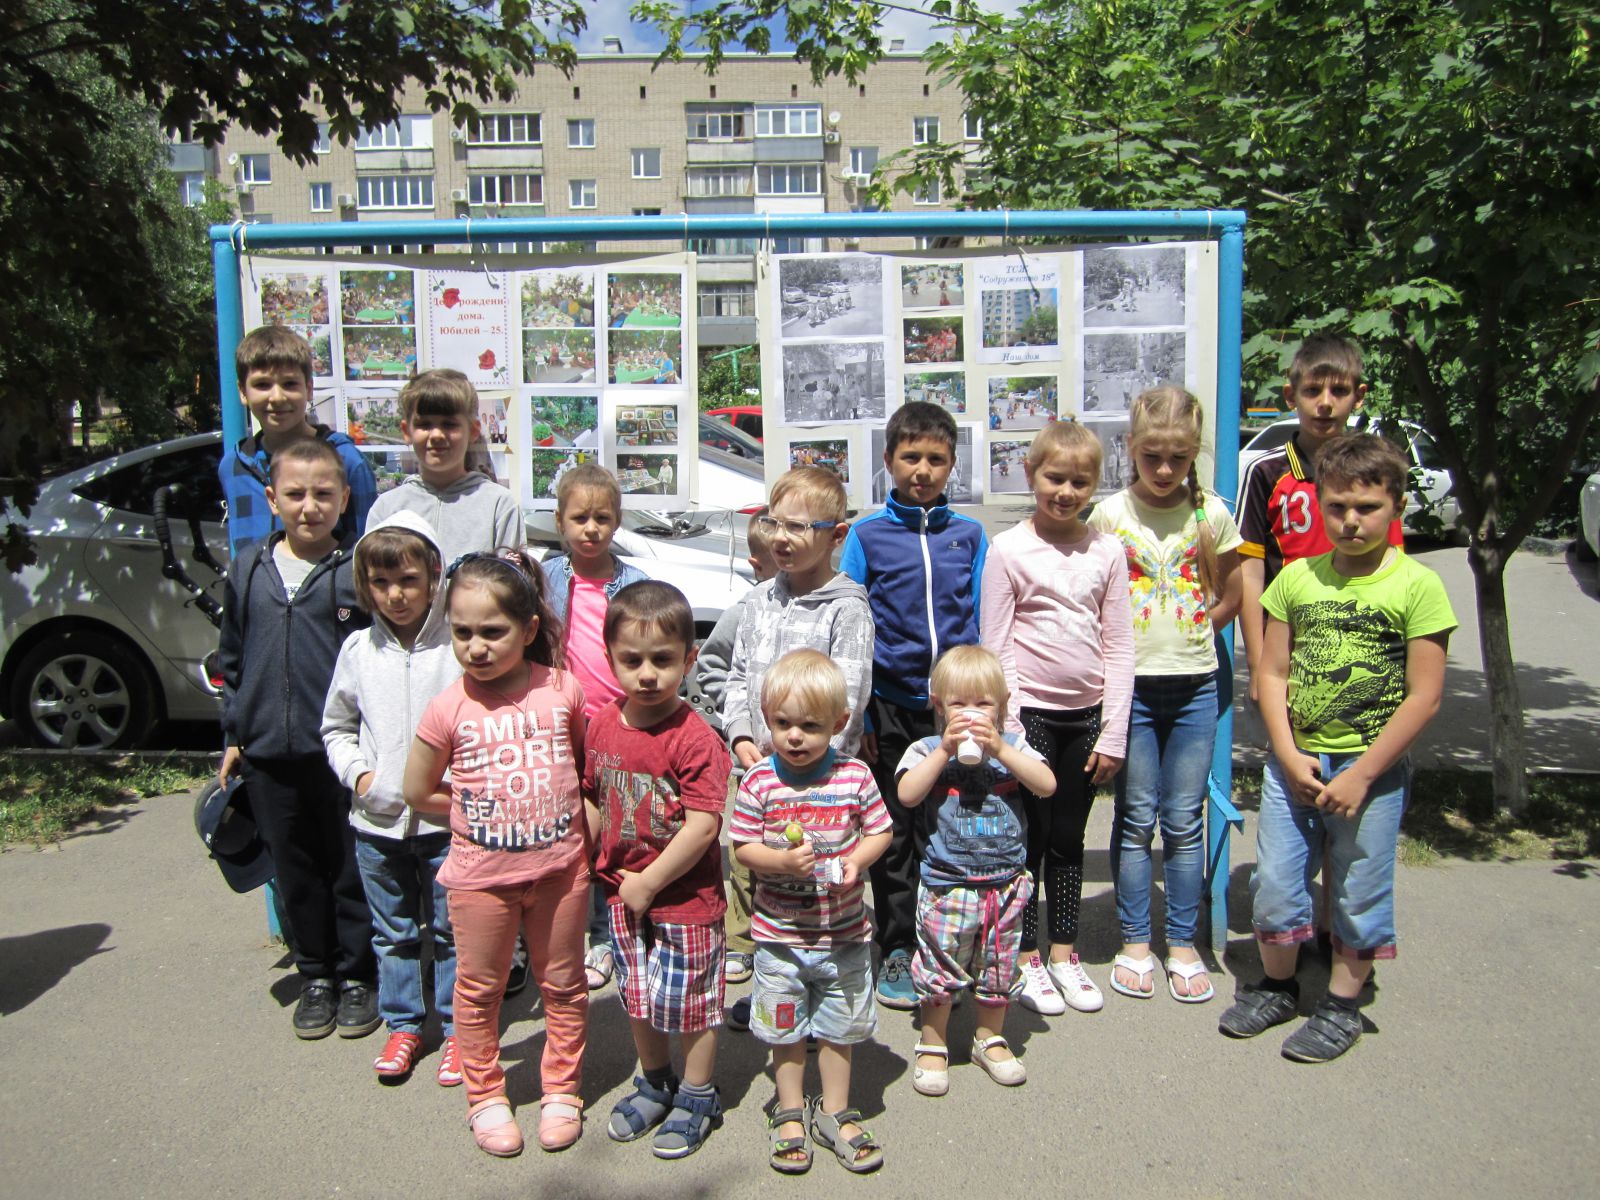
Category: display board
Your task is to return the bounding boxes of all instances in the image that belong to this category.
[242,252,696,510]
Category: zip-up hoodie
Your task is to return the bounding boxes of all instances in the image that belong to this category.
[217,424,377,561]
[367,470,525,565]
[722,571,875,755]
[321,512,459,840]
[219,531,369,759]
[540,552,648,625]
[839,489,987,710]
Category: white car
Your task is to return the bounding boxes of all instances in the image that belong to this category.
[1236,416,1463,538]
[1,433,755,748]
[1579,469,1600,561]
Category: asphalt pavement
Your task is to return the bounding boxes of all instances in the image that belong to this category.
[2,541,1597,1199]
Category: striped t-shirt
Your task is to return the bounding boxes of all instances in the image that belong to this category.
[729,752,890,946]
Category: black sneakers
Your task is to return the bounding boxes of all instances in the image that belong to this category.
[505,936,530,997]
[293,979,338,1040]
[1281,995,1364,1063]
[1217,981,1300,1039]
[335,982,382,1039]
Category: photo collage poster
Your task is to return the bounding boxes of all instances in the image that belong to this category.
[759,243,1217,509]
[242,253,695,510]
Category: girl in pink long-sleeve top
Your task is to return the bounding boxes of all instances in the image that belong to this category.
[980,420,1135,1020]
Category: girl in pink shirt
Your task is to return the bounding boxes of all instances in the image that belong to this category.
[980,420,1135,1020]
[404,550,589,1157]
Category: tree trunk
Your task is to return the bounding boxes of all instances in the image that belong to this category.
[1466,540,1529,814]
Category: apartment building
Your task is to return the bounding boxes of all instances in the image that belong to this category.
[204,46,977,346]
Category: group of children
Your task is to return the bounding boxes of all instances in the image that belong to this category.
[216,324,1454,1172]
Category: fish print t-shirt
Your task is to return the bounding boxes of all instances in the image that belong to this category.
[415,665,587,890]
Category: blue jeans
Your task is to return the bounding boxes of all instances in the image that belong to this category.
[354,831,455,1034]
[1111,674,1217,947]
[1251,754,1410,960]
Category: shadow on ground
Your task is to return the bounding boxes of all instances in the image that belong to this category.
[0,923,112,1015]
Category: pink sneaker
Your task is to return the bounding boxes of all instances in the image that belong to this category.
[436,1035,463,1087]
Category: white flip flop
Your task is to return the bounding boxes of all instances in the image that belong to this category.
[1164,956,1215,1004]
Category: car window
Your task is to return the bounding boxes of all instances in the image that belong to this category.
[1411,430,1446,471]
[74,446,226,522]
[733,413,763,439]
[1246,422,1296,453]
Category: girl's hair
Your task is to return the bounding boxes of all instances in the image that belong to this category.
[760,649,848,729]
[928,645,1009,725]
[1024,417,1103,478]
[1128,386,1220,599]
[555,463,622,521]
[352,527,440,614]
[445,547,565,668]
[399,368,477,423]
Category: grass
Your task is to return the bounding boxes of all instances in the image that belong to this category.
[0,753,210,849]
[1232,766,1600,867]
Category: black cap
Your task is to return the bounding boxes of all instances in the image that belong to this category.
[193,776,275,894]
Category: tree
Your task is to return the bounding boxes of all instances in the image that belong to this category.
[660,0,1600,813]
[698,345,762,412]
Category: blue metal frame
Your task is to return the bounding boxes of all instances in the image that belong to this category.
[210,208,1248,949]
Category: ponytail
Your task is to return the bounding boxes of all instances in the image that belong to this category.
[1185,461,1220,601]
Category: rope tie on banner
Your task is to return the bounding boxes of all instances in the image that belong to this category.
[1206,210,1213,238]
[465,215,473,260]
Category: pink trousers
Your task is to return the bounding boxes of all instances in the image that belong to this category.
[449,856,590,1107]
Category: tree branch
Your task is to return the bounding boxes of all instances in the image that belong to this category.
[1501,374,1600,550]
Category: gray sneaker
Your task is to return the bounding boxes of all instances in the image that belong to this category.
[1217,982,1299,1038]
[1281,996,1363,1063]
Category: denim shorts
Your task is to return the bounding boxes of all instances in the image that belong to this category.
[1251,753,1410,960]
[750,941,877,1046]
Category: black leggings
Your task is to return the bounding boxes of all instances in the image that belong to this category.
[1018,705,1101,951]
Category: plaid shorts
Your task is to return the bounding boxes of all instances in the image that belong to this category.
[912,873,1032,1005]
[608,902,726,1033]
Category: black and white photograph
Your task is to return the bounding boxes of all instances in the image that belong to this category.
[987,375,1059,431]
[871,425,978,505]
[988,437,1034,496]
[780,342,887,424]
[900,263,965,309]
[777,254,885,338]
[903,370,967,416]
[1084,415,1132,493]
[1082,331,1187,413]
[1082,245,1187,327]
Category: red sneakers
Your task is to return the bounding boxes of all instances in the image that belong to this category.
[436,1035,463,1087]
[373,1031,422,1079]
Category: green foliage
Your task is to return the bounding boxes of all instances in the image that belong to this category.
[698,345,762,412]
[0,753,209,848]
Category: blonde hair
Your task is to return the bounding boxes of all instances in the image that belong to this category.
[555,463,622,521]
[745,505,775,561]
[1128,386,1220,600]
[928,645,1008,725]
[760,649,848,728]
[768,466,848,524]
[1024,417,1103,478]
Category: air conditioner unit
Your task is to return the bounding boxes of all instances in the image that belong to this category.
[235,181,251,196]
[449,128,466,142]
[823,131,841,144]
[847,173,870,186]
[449,187,469,203]
[336,193,356,208]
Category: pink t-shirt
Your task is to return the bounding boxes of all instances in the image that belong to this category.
[415,665,588,891]
[979,520,1135,759]
[567,574,623,720]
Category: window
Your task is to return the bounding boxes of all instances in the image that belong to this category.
[698,283,756,318]
[468,173,543,205]
[756,163,821,195]
[632,207,663,216]
[631,148,661,179]
[567,119,595,148]
[309,182,332,212]
[963,112,984,141]
[685,167,751,197]
[467,112,542,146]
[356,174,434,209]
[568,178,597,208]
[176,173,206,206]
[74,444,226,522]
[755,105,820,137]
[687,236,758,257]
[355,115,433,150]
[773,236,821,254]
[912,116,941,145]
[913,235,938,250]
[313,123,331,154]
[848,147,878,179]
[238,154,271,185]
[913,178,942,205]
[687,108,746,140]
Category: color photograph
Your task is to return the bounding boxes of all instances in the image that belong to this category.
[343,326,417,382]
[260,272,330,325]
[527,447,595,503]
[780,342,887,423]
[900,263,964,309]
[902,370,967,415]
[521,269,595,328]
[1082,331,1186,412]
[1082,245,1187,327]
[789,438,851,486]
[988,437,1034,495]
[616,452,679,495]
[777,254,885,338]
[981,286,1059,352]
[988,376,1059,431]
[527,394,599,448]
[616,404,680,447]
[478,394,510,446]
[609,328,682,385]
[607,273,682,328]
[903,316,964,364]
[346,390,405,446]
[293,327,334,378]
[340,269,416,325]
[522,330,597,384]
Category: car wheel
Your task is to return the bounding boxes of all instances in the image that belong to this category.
[11,631,158,749]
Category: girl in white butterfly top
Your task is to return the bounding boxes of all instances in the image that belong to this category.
[1087,387,1242,1005]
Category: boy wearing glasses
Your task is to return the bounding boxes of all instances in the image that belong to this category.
[719,468,875,1025]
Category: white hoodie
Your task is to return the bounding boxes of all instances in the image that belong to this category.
[321,511,461,840]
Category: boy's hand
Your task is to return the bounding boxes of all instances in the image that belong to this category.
[218,745,241,789]
[617,870,658,916]
[781,838,817,878]
[1316,770,1369,818]
[733,740,763,770]
[1281,753,1323,806]
[832,856,860,890]
[1085,752,1124,785]
[355,772,374,797]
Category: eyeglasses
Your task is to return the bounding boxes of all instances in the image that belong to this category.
[753,515,839,538]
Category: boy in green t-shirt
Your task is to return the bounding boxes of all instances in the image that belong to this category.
[1220,433,1456,1063]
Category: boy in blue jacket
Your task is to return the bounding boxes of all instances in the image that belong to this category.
[218,438,375,1040]
[840,402,987,1009]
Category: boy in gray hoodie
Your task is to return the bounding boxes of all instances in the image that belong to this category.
[720,468,875,1004]
[367,369,525,561]
[322,511,465,1086]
